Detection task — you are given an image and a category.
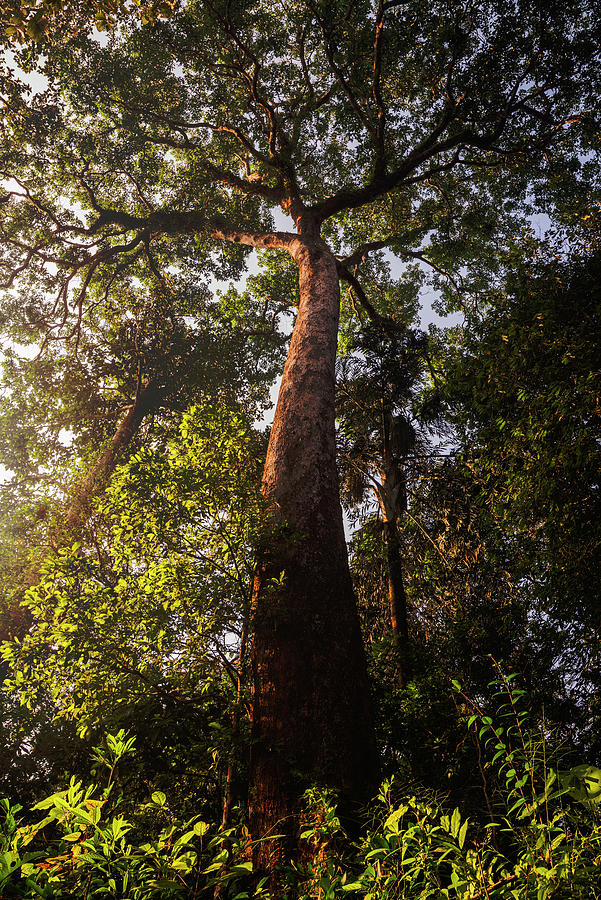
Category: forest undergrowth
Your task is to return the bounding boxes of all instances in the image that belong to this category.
[2,670,600,899]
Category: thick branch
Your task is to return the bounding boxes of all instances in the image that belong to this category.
[372,0,387,176]
[337,265,384,327]
[84,202,298,251]
[311,128,479,222]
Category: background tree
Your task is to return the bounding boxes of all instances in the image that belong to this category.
[0,256,284,629]
[346,237,601,817]
[336,292,430,687]
[2,400,265,818]
[438,242,601,753]
[0,265,285,818]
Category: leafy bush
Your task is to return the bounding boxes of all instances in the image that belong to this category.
[2,674,601,898]
[291,670,601,899]
[0,730,257,899]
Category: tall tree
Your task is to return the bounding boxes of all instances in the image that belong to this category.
[337,314,429,688]
[1,0,600,871]
[0,267,282,649]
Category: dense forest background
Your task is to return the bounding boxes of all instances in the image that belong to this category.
[0,0,600,896]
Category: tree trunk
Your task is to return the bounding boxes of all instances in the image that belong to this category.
[249,237,379,874]
[62,380,163,532]
[383,515,409,689]
[379,453,410,689]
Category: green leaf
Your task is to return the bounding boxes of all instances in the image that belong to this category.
[450,807,461,839]
[231,862,253,874]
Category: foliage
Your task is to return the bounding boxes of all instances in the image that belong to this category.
[447,246,601,624]
[290,673,601,899]
[2,0,600,333]
[1,0,177,45]
[3,679,601,898]
[437,245,601,749]
[0,729,259,899]
[0,401,264,814]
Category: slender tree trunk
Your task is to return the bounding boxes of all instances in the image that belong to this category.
[214,610,250,900]
[221,608,249,831]
[379,453,410,689]
[249,237,379,873]
[382,515,409,688]
[62,380,163,532]
[0,382,163,645]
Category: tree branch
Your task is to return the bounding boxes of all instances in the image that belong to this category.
[372,0,387,177]
[307,0,377,138]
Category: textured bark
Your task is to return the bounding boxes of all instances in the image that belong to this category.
[249,237,379,872]
[62,380,163,532]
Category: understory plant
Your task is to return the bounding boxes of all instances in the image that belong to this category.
[291,669,601,899]
[2,673,601,898]
[0,730,258,899]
